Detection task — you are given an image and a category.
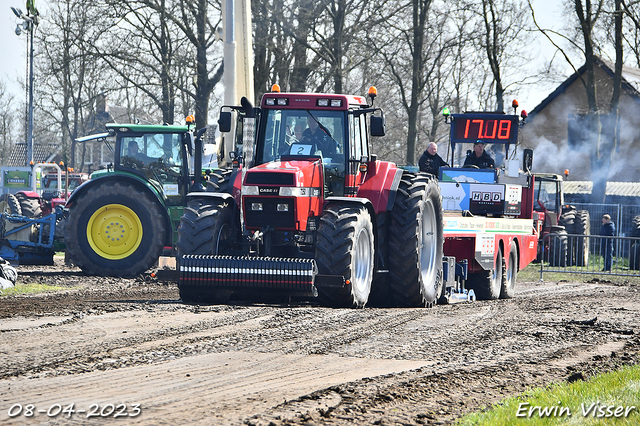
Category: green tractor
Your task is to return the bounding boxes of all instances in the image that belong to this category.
[65,118,219,277]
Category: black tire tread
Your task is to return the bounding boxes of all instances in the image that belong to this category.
[315,203,374,308]
[206,168,234,193]
[176,198,235,256]
[15,193,42,218]
[573,210,590,266]
[467,248,504,300]
[0,193,22,216]
[176,198,236,304]
[548,228,568,267]
[388,173,444,307]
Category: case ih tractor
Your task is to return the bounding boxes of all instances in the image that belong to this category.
[64,119,213,277]
[176,89,540,307]
[177,87,445,307]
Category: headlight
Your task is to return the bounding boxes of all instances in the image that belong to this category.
[243,185,259,195]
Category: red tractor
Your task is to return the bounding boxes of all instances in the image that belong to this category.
[13,169,89,218]
[177,87,445,307]
[532,173,590,266]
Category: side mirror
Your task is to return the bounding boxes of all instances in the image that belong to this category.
[523,148,533,173]
[218,111,232,133]
[370,115,385,137]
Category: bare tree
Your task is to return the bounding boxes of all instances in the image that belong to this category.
[468,0,533,112]
[96,0,192,124]
[0,82,17,164]
[36,0,111,170]
[129,0,223,128]
[530,0,626,202]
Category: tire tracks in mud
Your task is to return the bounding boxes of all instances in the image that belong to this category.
[1,265,639,425]
[0,306,275,379]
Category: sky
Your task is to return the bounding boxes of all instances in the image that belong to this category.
[0,0,566,115]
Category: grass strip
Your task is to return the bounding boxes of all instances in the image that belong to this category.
[457,364,640,425]
[1,283,68,296]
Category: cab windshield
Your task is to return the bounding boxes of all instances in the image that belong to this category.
[258,109,345,164]
[534,180,559,212]
[118,133,184,202]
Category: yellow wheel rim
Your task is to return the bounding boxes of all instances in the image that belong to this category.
[87,204,143,260]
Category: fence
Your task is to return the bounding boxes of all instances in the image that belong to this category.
[540,232,640,279]
[571,202,640,237]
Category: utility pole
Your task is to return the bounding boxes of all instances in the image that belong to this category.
[11,2,39,167]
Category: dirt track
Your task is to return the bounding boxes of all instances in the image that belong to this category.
[1,260,639,425]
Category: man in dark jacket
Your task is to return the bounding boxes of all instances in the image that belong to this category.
[418,142,449,177]
[463,140,495,169]
[300,117,337,156]
[600,213,616,271]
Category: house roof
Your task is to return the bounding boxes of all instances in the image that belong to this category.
[563,180,640,197]
[527,57,640,120]
[6,143,61,167]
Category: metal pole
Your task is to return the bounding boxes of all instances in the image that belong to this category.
[26,20,34,166]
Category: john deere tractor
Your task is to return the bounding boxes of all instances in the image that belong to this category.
[65,118,216,277]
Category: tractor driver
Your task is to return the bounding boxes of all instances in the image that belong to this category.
[300,117,337,156]
[128,141,143,160]
[463,140,495,169]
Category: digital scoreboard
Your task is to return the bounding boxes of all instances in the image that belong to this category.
[450,113,519,145]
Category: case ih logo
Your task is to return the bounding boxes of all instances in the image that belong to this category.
[258,187,279,194]
[471,191,501,202]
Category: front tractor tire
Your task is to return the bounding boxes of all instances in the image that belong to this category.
[388,174,444,307]
[315,203,375,308]
[65,182,165,277]
[176,197,237,304]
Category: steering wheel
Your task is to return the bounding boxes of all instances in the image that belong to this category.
[149,158,181,179]
[467,164,480,169]
[122,155,143,169]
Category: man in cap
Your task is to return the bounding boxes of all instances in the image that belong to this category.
[463,140,495,169]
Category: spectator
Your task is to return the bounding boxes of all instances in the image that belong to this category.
[463,140,495,169]
[418,142,449,177]
[600,213,616,271]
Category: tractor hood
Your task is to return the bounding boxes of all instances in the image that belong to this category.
[243,159,324,190]
[241,159,324,231]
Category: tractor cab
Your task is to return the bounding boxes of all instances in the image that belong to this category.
[256,107,347,197]
[111,124,193,206]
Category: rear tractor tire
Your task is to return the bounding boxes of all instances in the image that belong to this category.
[315,203,374,308]
[15,193,42,218]
[572,210,590,266]
[206,167,235,193]
[65,182,165,277]
[388,173,444,307]
[0,193,22,216]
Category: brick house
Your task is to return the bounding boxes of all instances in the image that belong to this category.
[6,94,156,171]
[521,57,640,182]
